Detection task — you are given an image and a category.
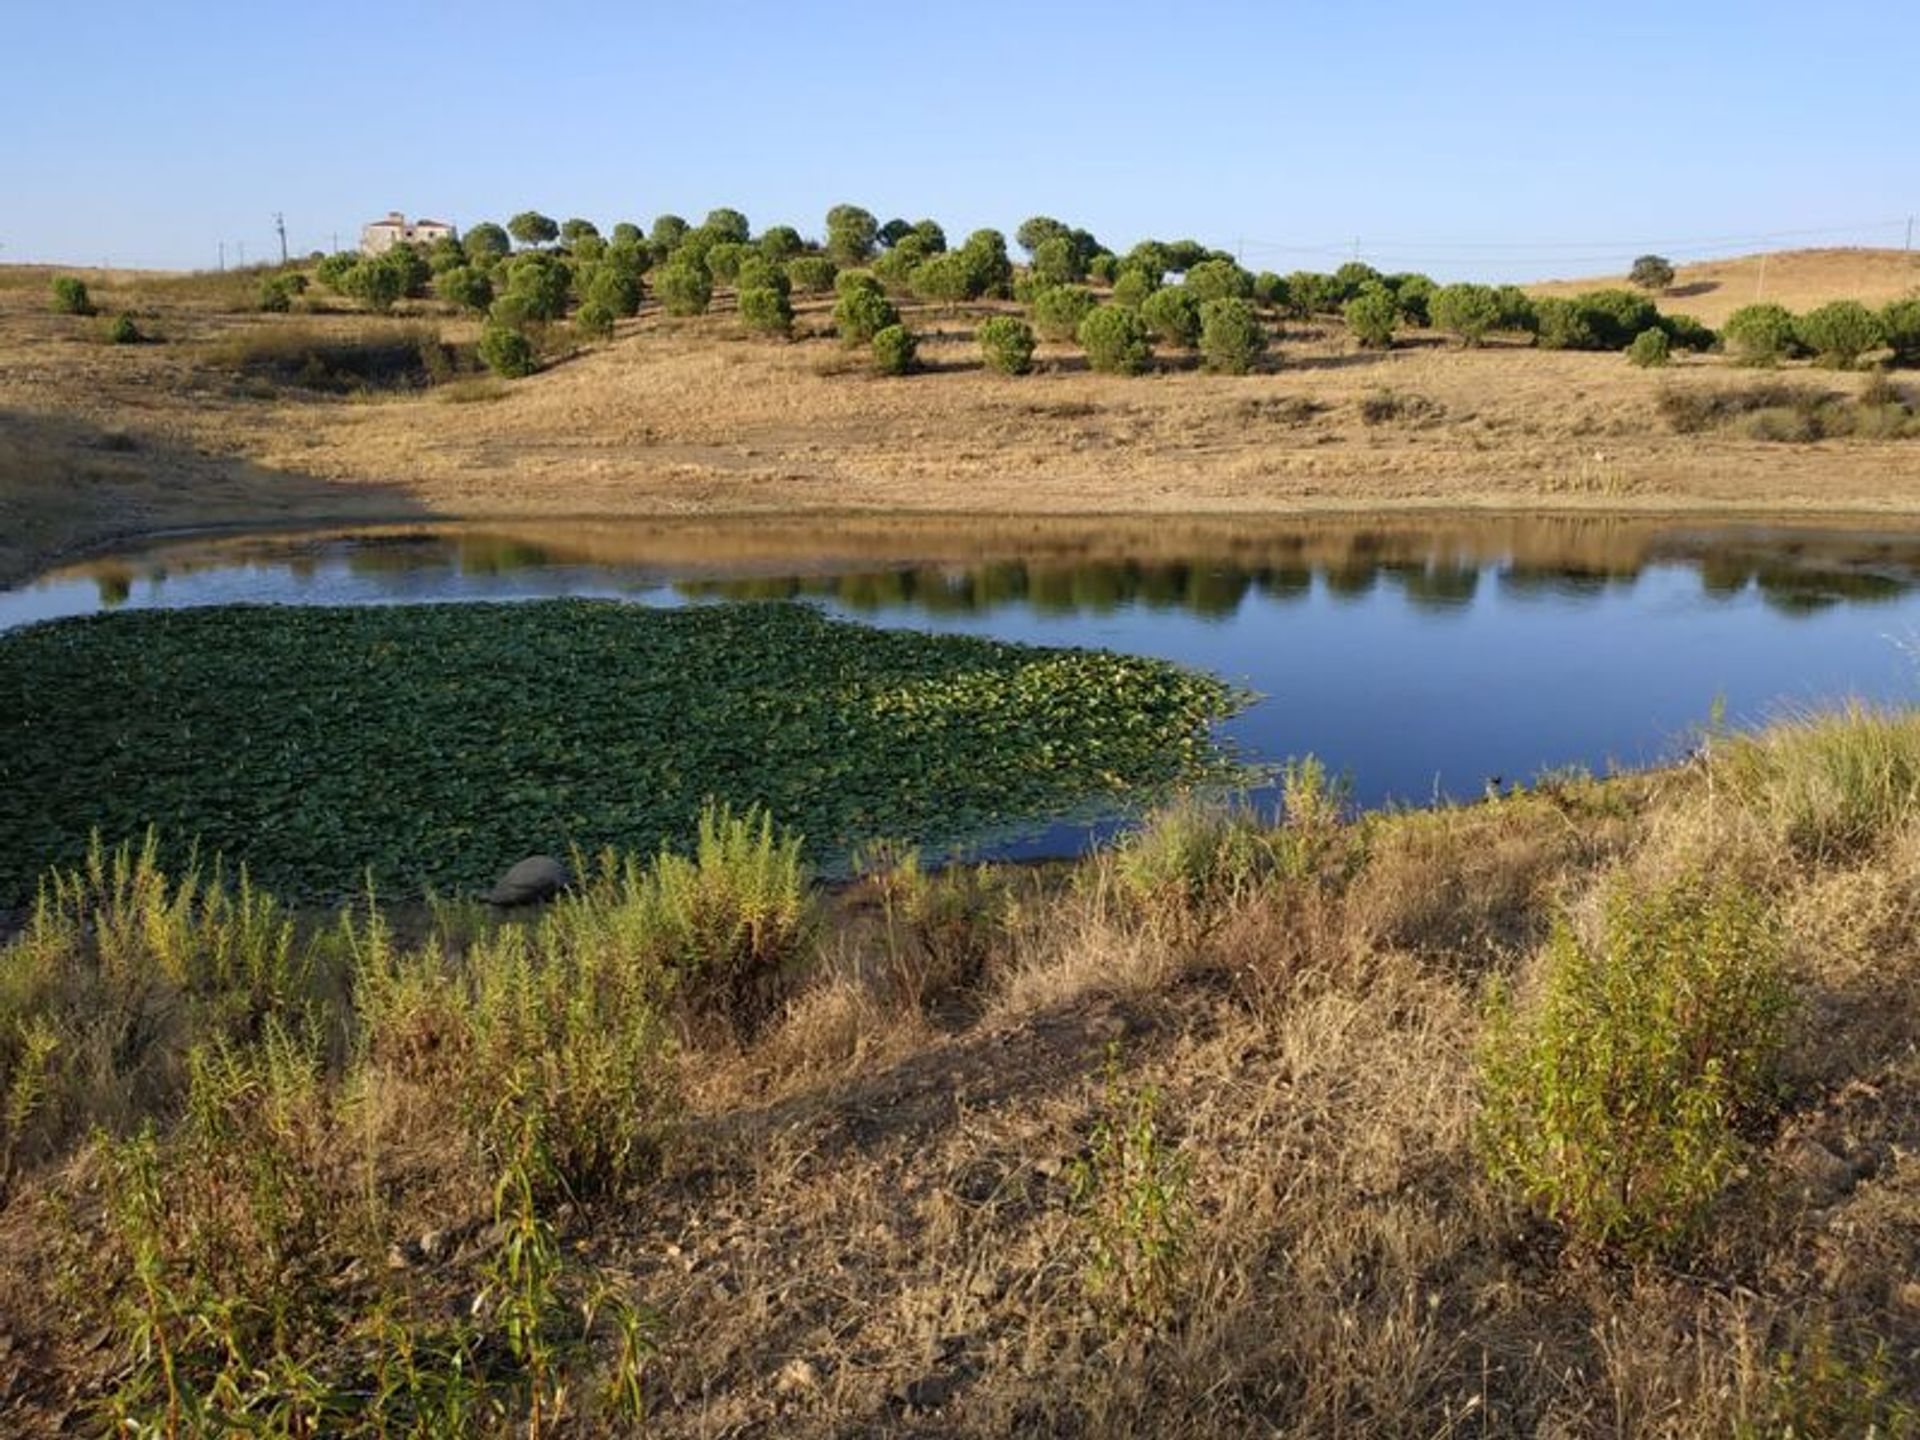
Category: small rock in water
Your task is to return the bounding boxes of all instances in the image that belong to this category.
[488,855,569,907]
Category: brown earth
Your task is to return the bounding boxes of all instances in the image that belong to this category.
[3,248,1919,590]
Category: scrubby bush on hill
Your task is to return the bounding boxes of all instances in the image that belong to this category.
[959,229,1014,299]
[1659,312,1717,353]
[584,262,643,318]
[826,204,879,265]
[1284,270,1341,317]
[1139,286,1201,347]
[705,241,749,285]
[1881,298,1920,365]
[703,208,751,244]
[910,251,979,306]
[738,283,793,337]
[1251,271,1288,309]
[871,323,917,375]
[1032,284,1098,343]
[656,260,713,317]
[1112,266,1160,308]
[1724,303,1800,366]
[499,251,572,320]
[650,213,690,252]
[434,264,494,315]
[833,284,898,345]
[341,257,405,313]
[1532,297,1601,351]
[573,299,615,340]
[1030,234,1087,286]
[1184,257,1253,304]
[1627,327,1670,367]
[1079,303,1153,374]
[1797,301,1884,368]
[477,321,538,378]
[105,313,142,344]
[1199,297,1266,373]
[786,255,838,294]
[1387,273,1435,325]
[1429,283,1505,345]
[756,224,804,263]
[464,221,511,261]
[1344,283,1399,348]
[1574,289,1660,349]
[978,315,1036,374]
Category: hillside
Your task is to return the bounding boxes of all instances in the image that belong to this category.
[1527,246,1919,327]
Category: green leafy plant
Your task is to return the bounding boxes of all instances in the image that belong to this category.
[1343,282,1399,348]
[1428,283,1505,346]
[1078,302,1153,375]
[1796,301,1884,368]
[656,260,713,317]
[50,275,96,316]
[978,315,1036,374]
[1629,254,1676,292]
[105,312,143,345]
[1477,872,1790,1257]
[871,323,917,375]
[1627,326,1671,368]
[477,322,537,378]
[1724,303,1800,366]
[1068,1046,1195,1328]
[738,283,793,337]
[1198,297,1266,374]
[833,284,898,345]
[1032,284,1097,343]
[1139,286,1201,347]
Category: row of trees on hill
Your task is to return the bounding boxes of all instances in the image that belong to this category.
[271,205,1918,381]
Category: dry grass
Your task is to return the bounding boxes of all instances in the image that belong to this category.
[6,714,1920,1432]
[6,250,1920,590]
[1529,246,1920,328]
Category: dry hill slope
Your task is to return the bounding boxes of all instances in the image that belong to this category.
[1527,247,1919,327]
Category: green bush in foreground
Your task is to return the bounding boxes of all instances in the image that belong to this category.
[1138,286,1201,348]
[1032,284,1098,343]
[476,322,537,378]
[1343,282,1399,348]
[1477,873,1789,1257]
[572,299,615,341]
[871,323,917,374]
[833,284,898,345]
[656,260,713,317]
[1724,303,1799,366]
[1883,298,1920,365]
[978,315,1037,374]
[738,283,793,337]
[786,255,838,294]
[1078,303,1153,375]
[1428,283,1504,346]
[1627,327,1671,368]
[51,275,96,316]
[105,313,142,345]
[1796,300,1883,368]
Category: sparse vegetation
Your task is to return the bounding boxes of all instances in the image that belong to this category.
[871,322,917,375]
[977,314,1036,374]
[1198,297,1266,374]
[1627,326,1671,367]
[49,275,95,316]
[1078,302,1153,375]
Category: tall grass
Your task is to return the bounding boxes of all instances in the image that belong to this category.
[1711,702,1920,858]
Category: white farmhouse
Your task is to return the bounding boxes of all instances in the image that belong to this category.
[359,212,457,256]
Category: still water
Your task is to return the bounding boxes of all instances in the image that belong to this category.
[7,514,1920,850]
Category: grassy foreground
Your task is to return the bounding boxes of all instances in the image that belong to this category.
[0,600,1241,903]
[4,706,1920,1433]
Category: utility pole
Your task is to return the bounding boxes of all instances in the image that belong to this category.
[274,212,288,265]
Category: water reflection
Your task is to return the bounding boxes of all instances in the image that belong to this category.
[8,514,1920,830]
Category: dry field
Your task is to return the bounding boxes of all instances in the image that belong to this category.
[3,249,1919,588]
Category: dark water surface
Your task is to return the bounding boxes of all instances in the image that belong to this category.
[8,514,1920,856]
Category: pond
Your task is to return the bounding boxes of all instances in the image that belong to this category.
[8,514,1920,861]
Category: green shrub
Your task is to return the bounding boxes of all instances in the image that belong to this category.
[1882,298,1920,365]
[978,315,1036,374]
[705,240,748,284]
[786,255,838,294]
[1532,296,1601,350]
[584,262,643,317]
[498,251,571,320]
[1573,288,1659,349]
[1285,271,1342,317]
[871,323,917,375]
[1087,251,1120,284]
[573,299,615,341]
[825,203,879,265]
[1387,273,1435,325]
[105,313,142,345]
[1016,216,1070,256]
[1428,283,1504,345]
[1183,257,1253,304]
[1068,1048,1194,1328]
[1198,297,1266,374]
[958,229,1013,299]
[434,264,494,315]
[1627,327,1671,368]
[1032,284,1098,343]
[1138,286,1200,347]
[1629,253,1676,291]
[833,284,898,345]
[656,260,713,317]
[755,224,803,263]
[560,217,600,248]
[1796,300,1884,368]
[1711,703,1920,858]
[1724,303,1799,366]
[909,251,978,305]
[1251,271,1288,309]
[258,274,304,313]
[835,268,882,299]
[1079,303,1153,374]
[1030,234,1086,286]
[50,275,96,316]
[1659,312,1717,353]
[738,283,793,337]
[1111,266,1160,308]
[314,251,361,290]
[1477,873,1788,1257]
[650,213,690,252]
[1343,282,1399,348]
[703,207,750,244]
[477,322,538,378]
[341,258,405,313]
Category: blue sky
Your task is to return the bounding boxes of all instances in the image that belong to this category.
[4,0,1913,279]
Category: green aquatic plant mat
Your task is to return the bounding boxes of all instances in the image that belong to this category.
[0,600,1243,901]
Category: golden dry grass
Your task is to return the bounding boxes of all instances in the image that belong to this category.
[5,250,1920,590]
[1528,246,1920,328]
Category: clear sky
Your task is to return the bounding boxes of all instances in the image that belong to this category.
[4,0,1913,279]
